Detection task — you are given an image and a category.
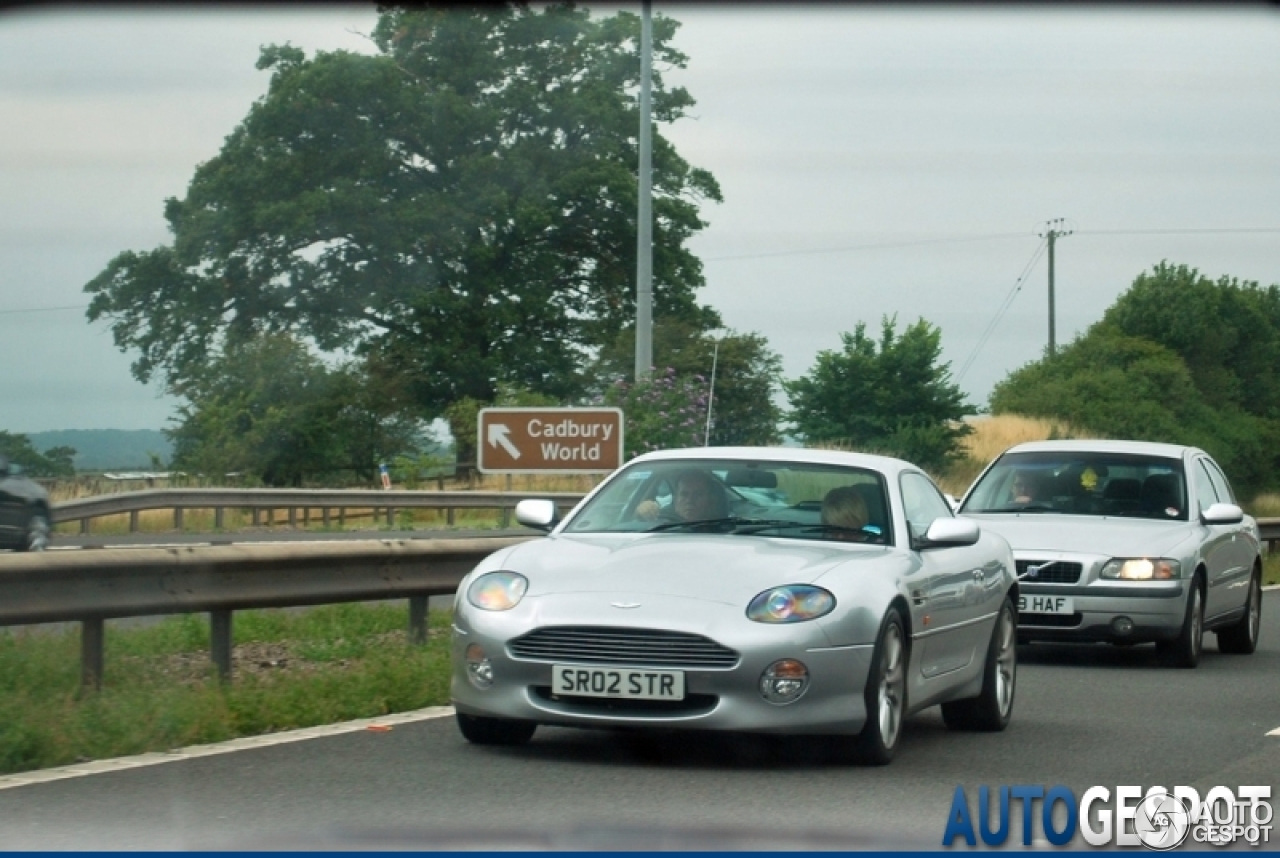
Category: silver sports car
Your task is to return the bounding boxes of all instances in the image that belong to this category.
[958,440,1264,667]
[451,447,1018,764]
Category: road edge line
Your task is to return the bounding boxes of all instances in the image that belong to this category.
[0,705,455,791]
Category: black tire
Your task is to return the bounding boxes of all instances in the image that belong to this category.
[19,510,50,552]
[855,608,908,766]
[1216,568,1262,655]
[942,597,1017,732]
[455,712,536,746]
[1157,578,1203,668]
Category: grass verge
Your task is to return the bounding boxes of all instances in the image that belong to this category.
[0,604,454,776]
[1264,553,1280,588]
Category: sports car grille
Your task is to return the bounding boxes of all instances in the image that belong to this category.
[508,627,740,669]
[1016,560,1083,584]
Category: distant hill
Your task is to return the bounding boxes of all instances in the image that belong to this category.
[29,429,173,471]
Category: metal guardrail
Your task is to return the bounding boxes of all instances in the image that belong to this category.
[0,537,536,688]
[53,488,588,533]
[1257,518,1280,551]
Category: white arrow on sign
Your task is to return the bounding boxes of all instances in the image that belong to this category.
[486,423,521,459]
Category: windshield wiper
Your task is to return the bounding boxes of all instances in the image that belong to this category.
[647,516,756,533]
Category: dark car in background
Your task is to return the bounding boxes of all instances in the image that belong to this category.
[958,440,1262,667]
[0,456,51,551]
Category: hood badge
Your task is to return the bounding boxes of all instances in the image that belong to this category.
[611,601,642,609]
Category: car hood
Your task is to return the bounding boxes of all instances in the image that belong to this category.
[498,532,888,606]
[961,514,1195,558]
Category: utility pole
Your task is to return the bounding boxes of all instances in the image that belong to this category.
[633,0,654,381]
[1038,218,1073,356]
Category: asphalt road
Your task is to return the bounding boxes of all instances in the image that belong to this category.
[2,595,1277,850]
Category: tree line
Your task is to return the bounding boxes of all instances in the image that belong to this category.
[67,4,1280,492]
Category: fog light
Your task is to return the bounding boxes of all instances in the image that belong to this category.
[1111,616,1134,636]
[465,643,494,689]
[759,659,809,705]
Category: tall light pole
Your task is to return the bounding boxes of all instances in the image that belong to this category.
[1039,218,1073,356]
[703,337,720,446]
[633,0,654,381]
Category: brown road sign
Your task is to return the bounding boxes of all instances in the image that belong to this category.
[477,407,625,474]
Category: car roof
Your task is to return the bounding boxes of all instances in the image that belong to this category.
[998,439,1197,459]
[627,445,923,476]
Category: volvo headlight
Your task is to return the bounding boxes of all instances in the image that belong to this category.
[466,571,529,611]
[1099,558,1181,580]
[747,585,835,623]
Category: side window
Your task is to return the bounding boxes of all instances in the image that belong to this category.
[900,471,953,541]
[1202,459,1236,505]
[1193,460,1220,514]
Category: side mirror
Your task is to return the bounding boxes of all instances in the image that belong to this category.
[514,499,559,532]
[916,516,980,549]
[1201,502,1244,525]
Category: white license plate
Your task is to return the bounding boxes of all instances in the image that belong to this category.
[1019,594,1074,615]
[551,665,685,700]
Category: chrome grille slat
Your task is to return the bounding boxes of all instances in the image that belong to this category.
[1016,560,1083,584]
[509,626,739,668]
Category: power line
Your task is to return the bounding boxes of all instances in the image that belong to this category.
[955,238,1048,385]
[0,304,88,315]
[704,226,1280,263]
[704,232,1029,262]
[1077,228,1280,236]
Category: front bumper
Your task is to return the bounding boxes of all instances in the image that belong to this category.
[1016,580,1187,643]
[450,613,874,735]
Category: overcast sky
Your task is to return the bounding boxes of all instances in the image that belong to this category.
[2,3,1278,434]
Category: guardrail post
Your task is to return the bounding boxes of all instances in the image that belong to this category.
[288,508,297,528]
[129,510,139,533]
[80,518,90,535]
[252,509,261,526]
[215,507,225,530]
[409,596,428,645]
[174,507,184,531]
[447,507,455,526]
[81,618,104,691]
[303,507,311,526]
[267,509,275,526]
[322,507,331,528]
[386,507,394,526]
[211,609,233,683]
[338,508,346,527]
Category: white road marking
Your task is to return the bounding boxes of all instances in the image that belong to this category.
[1267,726,1280,737]
[0,706,455,791]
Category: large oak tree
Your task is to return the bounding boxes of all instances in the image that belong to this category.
[86,4,722,464]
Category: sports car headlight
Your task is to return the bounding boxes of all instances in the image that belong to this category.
[1099,558,1181,580]
[747,585,835,623]
[466,571,529,611]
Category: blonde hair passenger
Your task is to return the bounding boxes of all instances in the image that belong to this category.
[822,486,869,536]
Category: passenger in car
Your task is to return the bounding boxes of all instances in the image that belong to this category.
[821,486,870,540]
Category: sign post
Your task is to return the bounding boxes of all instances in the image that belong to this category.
[477,407,624,474]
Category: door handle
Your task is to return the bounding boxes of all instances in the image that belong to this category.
[910,588,928,606]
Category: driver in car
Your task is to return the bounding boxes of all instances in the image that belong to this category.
[1011,470,1047,504]
[636,470,727,522]
[821,486,870,541]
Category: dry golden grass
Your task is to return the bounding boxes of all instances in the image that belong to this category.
[959,414,1095,463]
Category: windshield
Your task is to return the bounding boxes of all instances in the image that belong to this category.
[960,451,1187,520]
[564,458,893,545]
